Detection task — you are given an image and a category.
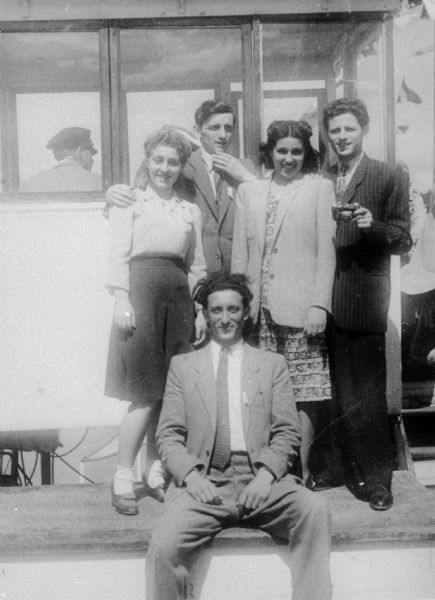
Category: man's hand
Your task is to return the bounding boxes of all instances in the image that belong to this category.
[237,467,273,512]
[352,206,374,231]
[211,152,255,185]
[184,470,222,505]
[427,348,435,366]
[304,306,327,336]
[113,291,135,332]
[106,184,136,208]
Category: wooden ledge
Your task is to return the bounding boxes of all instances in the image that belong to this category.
[1,471,434,559]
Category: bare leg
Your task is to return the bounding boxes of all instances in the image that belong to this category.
[114,402,155,496]
[297,403,317,484]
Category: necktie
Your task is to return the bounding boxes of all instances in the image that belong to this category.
[213,169,223,210]
[211,346,231,470]
[336,163,349,201]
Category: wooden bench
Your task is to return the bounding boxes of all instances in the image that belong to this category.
[1,471,434,599]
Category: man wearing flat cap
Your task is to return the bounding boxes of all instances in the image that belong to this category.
[21,126,102,192]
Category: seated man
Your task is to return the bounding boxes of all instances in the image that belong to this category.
[146,272,331,600]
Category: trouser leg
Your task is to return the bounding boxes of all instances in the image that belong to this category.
[146,490,231,600]
[243,474,332,600]
[328,322,392,493]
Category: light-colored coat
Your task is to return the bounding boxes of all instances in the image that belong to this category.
[231,173,336,327]
[157,343,301,486]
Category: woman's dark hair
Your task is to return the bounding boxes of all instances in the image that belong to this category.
[144,126,192,167]
[194,272,253,310]
[322,98,370,131]
[259,120,319,173]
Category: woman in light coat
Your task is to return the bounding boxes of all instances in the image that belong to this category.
[231,120,336,484]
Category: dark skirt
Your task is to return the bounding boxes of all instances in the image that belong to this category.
[105,255,194,405]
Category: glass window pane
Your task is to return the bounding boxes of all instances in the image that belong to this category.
[354,27,385,160]
[261,22,386,160]
[120,28,242,184]
[398,14,435,403]
[0,32,102,193]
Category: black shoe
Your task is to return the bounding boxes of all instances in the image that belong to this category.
[368,485,393,511]
[306,475,335,492]
[143,481,165,503]
[111,485,139,516]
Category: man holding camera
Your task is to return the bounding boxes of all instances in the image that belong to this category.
[321,98,411,511]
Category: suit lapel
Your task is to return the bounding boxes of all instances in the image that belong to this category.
[269,177,303,249]
[255,179,270,257]
[187,150,219,221]
[193,346,216,432]
[241,345,262,444]
[342,154,369,205]
[217,181,231,228]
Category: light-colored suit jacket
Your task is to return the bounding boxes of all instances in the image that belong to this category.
[231,173,336,327]
[157,343,301,487]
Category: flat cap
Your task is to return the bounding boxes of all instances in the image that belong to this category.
[47,127,97,155]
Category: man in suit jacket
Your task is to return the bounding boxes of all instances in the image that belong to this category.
[105,100,256,274]
[321,98,411,510]
[146,272,331,600]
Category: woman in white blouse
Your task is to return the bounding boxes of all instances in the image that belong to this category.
[105,127,206,515]
[231,120,336,485]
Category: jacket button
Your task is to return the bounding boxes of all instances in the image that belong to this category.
[270,273,274,279]
[273,248,278,254]
[206,450,210,456]
[215,254,220,260]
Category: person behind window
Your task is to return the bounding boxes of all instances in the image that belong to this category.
[231,120,336,486]
[105,126,207,516]
[20,126,101,192]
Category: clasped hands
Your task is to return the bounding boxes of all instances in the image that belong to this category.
[184,467,273,511]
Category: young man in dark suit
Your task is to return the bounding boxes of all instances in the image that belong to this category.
[106,100,256,274]
[320,98,411,510]
[146,272,331,600]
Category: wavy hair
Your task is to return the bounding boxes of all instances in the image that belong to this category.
[259,120,319,173]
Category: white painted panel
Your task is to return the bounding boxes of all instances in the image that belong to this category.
[1,202,125,430]
[1,542,435,600]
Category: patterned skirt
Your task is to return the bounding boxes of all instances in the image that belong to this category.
[259,308,331,403]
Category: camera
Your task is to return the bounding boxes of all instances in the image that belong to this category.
[331,202,360,223]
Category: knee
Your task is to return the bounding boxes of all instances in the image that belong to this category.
[295,489,331,527]
[148,528,179,565]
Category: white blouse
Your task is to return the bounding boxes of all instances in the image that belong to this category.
[107,186,207,294]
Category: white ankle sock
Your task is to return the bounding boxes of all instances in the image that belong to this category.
[113,465,134,495]
[146,460,165,489]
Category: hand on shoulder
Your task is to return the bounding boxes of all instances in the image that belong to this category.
[106,184,136,208]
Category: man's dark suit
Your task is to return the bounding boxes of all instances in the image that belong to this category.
[146,343,331,600]
[326,155,411,492]
[175,149,255,273]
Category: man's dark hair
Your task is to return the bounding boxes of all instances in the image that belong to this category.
[194,272,253,309]
[194,100,236,129]
[322,97,370,131]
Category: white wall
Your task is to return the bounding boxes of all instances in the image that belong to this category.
[1,201,124,430]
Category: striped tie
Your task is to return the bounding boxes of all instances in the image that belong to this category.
[214,170,223,210]
[336,163,349,203]
[211,346,231,470]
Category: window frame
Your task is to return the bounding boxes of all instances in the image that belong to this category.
[0,12,396,202]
